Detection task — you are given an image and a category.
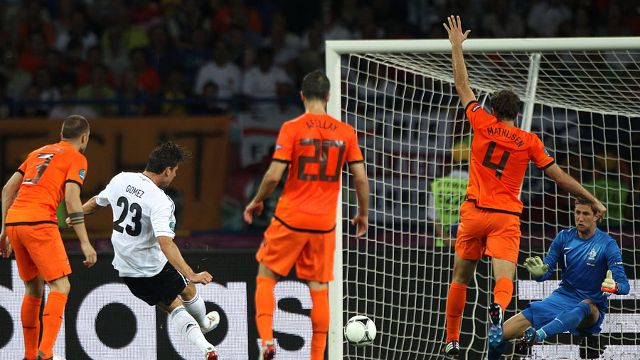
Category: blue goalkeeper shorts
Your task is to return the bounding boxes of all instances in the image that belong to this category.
[521,288,605,336]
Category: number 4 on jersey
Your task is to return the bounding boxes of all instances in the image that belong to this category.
[482,141,510,179]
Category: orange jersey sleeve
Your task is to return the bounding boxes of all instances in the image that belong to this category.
[272,122,294,162]
[528,135,555,169]
[273,113,362,231]
[466,100,496,129]
[345,127,364,163]
[17,157,29,174]
[6,142,88,224]
[65,151,88,186]
[465,102,554,215]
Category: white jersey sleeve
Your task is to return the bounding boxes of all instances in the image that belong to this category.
[95,180,112,207]
[151,197,176,239]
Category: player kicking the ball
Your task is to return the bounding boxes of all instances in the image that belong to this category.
[442,16,606,358]
[79,142,220,359]
[488,198,629,359]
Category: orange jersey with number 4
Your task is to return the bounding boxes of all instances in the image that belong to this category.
[6,141,88,224]
[272,113,364,232]
[465,101,554,215]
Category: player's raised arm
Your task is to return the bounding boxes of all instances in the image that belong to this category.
[543,164,607,219]
[443,15,475,108]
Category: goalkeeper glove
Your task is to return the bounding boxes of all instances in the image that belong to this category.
[601,270,618,294]
[524,256,548,278]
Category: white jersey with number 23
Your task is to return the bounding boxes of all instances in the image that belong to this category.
[95,172,175,278]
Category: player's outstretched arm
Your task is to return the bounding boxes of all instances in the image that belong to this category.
[443,15,475,108]
[526,232,564,281]
[349,162,369,238]
[158,236,212,284]
[0,171,23,258]
[82,196,104,215]
[65,182,97,267]
[244,161,288,224]
[66,196,106,226]
[543,164,607,219]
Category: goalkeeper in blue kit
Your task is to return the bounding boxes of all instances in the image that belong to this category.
[488,198,629,359]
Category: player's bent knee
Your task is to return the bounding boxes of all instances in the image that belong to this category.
[257,262,280,280]
[24,277,45,297]
[581,300,600,323]
[581,300,599,314]
[307,281,328,291]
[48,276,71,295]
[161,297,183,314]
[492,258,516,280]
[180,282,197,301]
[502,313,531,341]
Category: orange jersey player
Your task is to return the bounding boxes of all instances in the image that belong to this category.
[1,115,97,360]
[244,70,370,360]
[441,16,606,359]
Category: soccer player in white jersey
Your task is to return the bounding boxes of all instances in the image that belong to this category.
[79,142,220,360]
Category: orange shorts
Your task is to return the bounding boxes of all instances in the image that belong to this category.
[7,223,71,282]
[454,201,521,263]
[256,218,335,282]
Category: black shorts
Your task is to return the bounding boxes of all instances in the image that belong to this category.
[122,262,188,306]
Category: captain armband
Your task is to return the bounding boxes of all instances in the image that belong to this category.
[68,212,85,225]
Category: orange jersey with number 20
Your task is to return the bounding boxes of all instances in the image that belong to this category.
[272,113,364,232]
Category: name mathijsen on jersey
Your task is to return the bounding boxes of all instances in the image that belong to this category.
[486,126,525,147]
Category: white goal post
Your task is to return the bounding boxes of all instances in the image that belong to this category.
[326,37,640,359]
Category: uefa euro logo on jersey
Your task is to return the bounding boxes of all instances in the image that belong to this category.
[587,247,599,266]
[79,169,86,180]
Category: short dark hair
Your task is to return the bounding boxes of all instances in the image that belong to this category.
[490,90,521,120]
[574,197,597,214]
[301,70,330,101]
[61,115,90,139]
[145,142,191,173]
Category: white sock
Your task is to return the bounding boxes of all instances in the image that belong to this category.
[169,306,213,353]
[183,292,209,328]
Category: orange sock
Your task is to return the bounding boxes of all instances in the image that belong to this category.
[445,282,467,342]
[39,291,67,358]
[22,294,42,360]
[310,288,329,360]
[255,276,277,344]
[493,277,513,311]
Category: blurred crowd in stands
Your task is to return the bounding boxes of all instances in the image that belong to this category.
[0,0,639,118]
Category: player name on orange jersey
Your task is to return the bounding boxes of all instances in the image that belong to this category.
[304,118,339,131]
[486,126,525,147]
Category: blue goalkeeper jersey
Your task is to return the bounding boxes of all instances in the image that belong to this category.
[536,227,630,309]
